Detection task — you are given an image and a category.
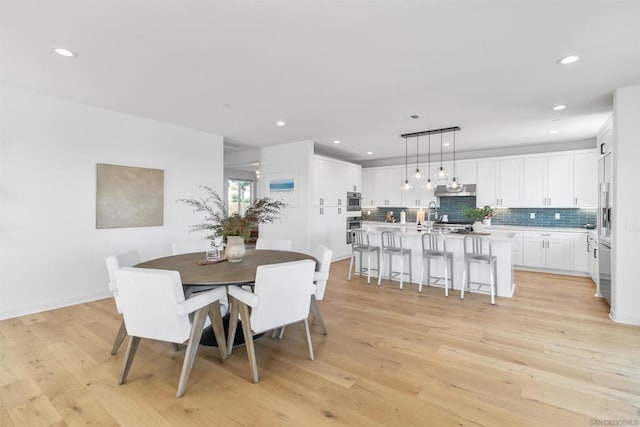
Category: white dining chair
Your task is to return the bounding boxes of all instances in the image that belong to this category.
[105,249,141,355]
[276,245,333,339]
[255,238,293,251]
[115,267,228,398]
[226,260,316,383]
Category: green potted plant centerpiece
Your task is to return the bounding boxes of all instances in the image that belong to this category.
[178,185,286,262]
[461,205,495,229]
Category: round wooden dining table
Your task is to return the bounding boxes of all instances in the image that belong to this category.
[136,248,316,287]
[135,248,317,347]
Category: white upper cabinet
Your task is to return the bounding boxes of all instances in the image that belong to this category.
[441,160,477,186]
[401,163,437,207]
[476,158,523,207]
[361,169,376,207]
[312,156,361,207]
[573,152,597,207]
[523,155,573,207]
[374,167,403,207]
[597,116,613,156]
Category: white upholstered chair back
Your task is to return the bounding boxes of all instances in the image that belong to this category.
[115,267,193,344]
[250,260,315,333]
[255,238,293,251]
[312,245,333,301]
[105,249,141,314]
[172,240,210,255]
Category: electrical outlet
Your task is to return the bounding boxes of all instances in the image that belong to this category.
[530,213,535,219]
[555,213,560,219]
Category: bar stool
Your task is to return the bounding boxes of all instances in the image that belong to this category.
[419,233,454,296]
[378,230,412,289]
[348,229,380,284]
[460,235,497,305]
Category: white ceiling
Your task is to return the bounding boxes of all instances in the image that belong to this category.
[2,1,639,165]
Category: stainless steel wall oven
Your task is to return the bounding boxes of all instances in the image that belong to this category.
[347,192,362,211]
[346,216,363,244]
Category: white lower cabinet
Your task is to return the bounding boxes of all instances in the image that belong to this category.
[572,233,590,274]
[523,231,572,271]
[510,230,524,266]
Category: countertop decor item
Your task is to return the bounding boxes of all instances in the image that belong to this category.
[461,205,495,222]
[177,185,286,242]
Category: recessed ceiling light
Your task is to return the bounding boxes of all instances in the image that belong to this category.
[552,105,566,111]
[53,48,77,57]
[367,151,373,155]
[549,130,559,135]
[276,121,285,126]
[557,55,580,65]
[333,140,340,144]
[443,143,451,147]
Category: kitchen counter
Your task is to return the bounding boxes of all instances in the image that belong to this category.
[356,224,516,298]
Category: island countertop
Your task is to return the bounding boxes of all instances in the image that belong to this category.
[360,224,517,241]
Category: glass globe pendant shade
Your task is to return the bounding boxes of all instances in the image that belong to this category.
[434,166,449,182]
[425,178,435,190]
[401,179,414,192]
[411,167,427,186]
[446,176,463,192]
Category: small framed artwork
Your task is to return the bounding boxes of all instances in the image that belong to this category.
[96,163,164,229]
[266,172,298,207]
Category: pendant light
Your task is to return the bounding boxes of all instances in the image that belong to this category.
[410,135,426,186]
[425,133,434,190]
[446,128,463,192]
[434,130,449,182]
[401,136,414,192]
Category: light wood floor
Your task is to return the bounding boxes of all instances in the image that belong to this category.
[1,261,639,426]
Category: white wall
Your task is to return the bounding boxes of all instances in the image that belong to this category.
[257,141,313,253]
[0,87,224,319]
[611,84,640,325]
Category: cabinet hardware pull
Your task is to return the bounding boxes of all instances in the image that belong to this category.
[575,197,578,206]
[594,248,597,258]
[587,243,592,252]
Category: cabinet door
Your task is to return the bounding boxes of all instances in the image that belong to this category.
[573,152,597,207]
[309,206,334,251]
[547,155,574,207]
[374,168,402,207]
[545,236,572,270]
[572,233,590,273]
[312,158,332,206]
[523,236,546,268]
[476,161,497,207]
[361,169,375,207]
[346,164,361,193]
[523,157,547,207]
[497,159,523,207]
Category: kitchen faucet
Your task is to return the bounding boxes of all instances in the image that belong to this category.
[427,201,438,222]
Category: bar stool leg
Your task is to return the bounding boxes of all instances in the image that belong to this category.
[444,255,449,297]
[408,254,412,288]
[399,255,404,290]
[460,261,467,300]
[348,253,354,281]
[366,252,372,284]
[490,261,496,305]
[377,253,384,286]
[419,257,425,293]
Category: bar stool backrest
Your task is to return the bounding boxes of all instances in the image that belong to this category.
[352,229,370,247]
[381,230,401,250]
[422,233,446,252]
[464,235,492,257]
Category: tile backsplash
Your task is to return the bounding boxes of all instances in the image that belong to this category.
[361,196,596,228]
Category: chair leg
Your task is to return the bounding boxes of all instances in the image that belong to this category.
[111,319,127,355]
[176,305,208,398]
[302,318,314,361]
[490,262,496,305]
[399,255,404,290]
[378,253,384,285]
[444,256,449,297]
[419,259,425,293]
[238,301,259,383]
[119,336,141,385]
[460,264,466,300]
[208,301,228,360]
[227,297,240,357]
[366,252,371,284]
[347,254,354,281]
[310,295,327,335]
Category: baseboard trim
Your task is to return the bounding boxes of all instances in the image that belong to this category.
[0,290,112,321]
[610,309,640,326]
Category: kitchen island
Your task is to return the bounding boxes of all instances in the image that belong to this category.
[356,222,517,298]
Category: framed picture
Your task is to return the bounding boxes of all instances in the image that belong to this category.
[96,163,164,228]
[266,172,298,207]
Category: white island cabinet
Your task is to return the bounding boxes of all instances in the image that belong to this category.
[356,223,516,298]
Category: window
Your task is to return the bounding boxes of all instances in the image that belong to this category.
[227,179,253,215]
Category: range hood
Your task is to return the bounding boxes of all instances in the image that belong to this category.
[434,184,476,197]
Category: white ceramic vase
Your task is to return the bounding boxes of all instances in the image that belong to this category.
[225,236,246,262]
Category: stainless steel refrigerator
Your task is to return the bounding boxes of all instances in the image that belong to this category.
[598,152,612,305]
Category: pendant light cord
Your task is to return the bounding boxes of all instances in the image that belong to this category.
[427,134,431,176]
[405,136,408,182]
[416,135,419,172]
[453,130,456,179]
[440,131,444,169]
